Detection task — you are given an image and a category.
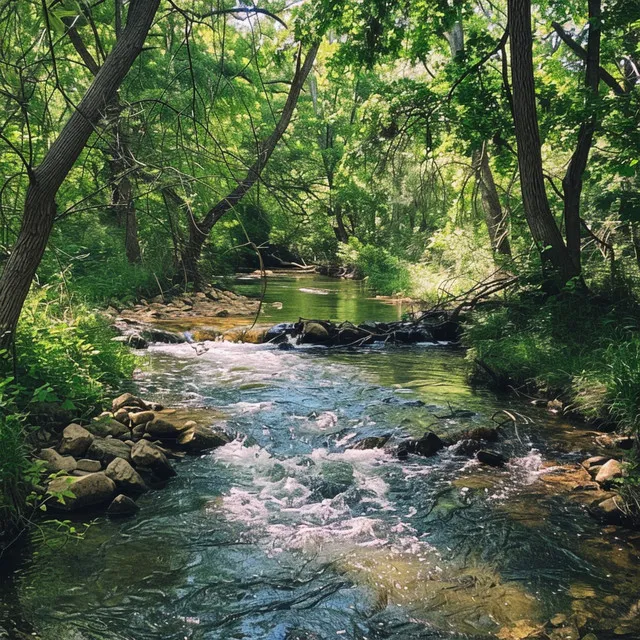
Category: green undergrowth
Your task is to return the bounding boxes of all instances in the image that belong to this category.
[464,292,640,432]
[0,287,136,546]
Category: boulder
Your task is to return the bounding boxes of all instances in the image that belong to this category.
[299,321,329,344]
[85,417,129,438]
[39,448,77,473]
[59,423,93,457]
[177,424,231,452]
[107,494,140,517]
[129,410,155,426]
[130,440,176,479]
[476,450,507,467]
[349,435,390,450]
[112,392,147,412]
[76,459,102,472]
[403,432,444,457]
[86,437,132,464]
[105,458,148,495]
[595,459,623,486]
[47,472,115,511]
[145,416,190,440]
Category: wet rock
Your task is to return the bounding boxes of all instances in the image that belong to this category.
[59,423,93,457]
[177,424,231,452]
[105,458,148,495]
[594,459,623,486]
[590,496,627,525]
[139,326,185,344]
[112,333,148,349]
[112,392,147,412]
[550,614,568,627]
[316,461,354,498]
[85,416,129,438]
[299,321,329,344]
[407,432,444,457]
[145,416,190,440]
[47,472,115,511]
[130,440,176,480]
[107,494,140,517]
[278,342,294,350]
[350,435,390,450]
[129,410,155,426]
[548,626,580,640]
[76,459,102,472]
[86,437,132,464]
[476,450,507,467]
[284,630,321,640]
[580,634,598,640]
[39,448,77,473]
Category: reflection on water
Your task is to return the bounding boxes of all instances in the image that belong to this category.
[4,276,640,640]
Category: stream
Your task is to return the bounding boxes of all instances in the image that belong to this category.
[2,274,640,640]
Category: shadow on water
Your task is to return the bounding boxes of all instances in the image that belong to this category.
[4,275,640,640]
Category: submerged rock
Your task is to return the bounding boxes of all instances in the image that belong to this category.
[476,450,507,467]
[350,435,390,450]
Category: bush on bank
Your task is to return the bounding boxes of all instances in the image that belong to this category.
[0,289,135,547]
[465,293,640,432]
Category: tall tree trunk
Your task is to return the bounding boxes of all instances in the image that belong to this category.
[473,146,511,256]
[66,20,143,264]
[0,0,159,345]
[180,42,319,287]
[508,0,578,286]
[561,0,601,271]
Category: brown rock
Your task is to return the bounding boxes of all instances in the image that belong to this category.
[177,425,231,452]
[105,458,148,495]
[582,456,610,469]
[129,410,155,426]
[145,416,190,439]
[112,393,147,413]
[113,408,130,425]
[594,459,623,486]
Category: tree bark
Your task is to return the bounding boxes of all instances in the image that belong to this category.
[561,0,601,271]
[508,0,578,286]
[179,42,319,287]
[0,0,159,344]
[473,146,511,256]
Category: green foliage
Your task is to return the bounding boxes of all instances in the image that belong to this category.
[466,294,640,431]
[339,239,411,295]
[7,289,136,417]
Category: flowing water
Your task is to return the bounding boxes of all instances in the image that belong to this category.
[2,275,640,640]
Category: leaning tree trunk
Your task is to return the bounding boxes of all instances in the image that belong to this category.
[561,0,601,271]
[0,0,159,345]
[508,0,579,286]
[473,146,511,257]
[179,42,320,287]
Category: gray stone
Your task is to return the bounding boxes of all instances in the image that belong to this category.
[86,437,132,464]
[113,408,130,424]
[130,440,176,479]
[59,423,93,457]
[47,472,115,511]
[105,458,148,495]
[107,494,140,517]
[85,417,129,438]
[39,448,77,473]
[76,459,101,472]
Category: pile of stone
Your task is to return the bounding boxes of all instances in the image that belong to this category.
[38,393,230,517]
[582,455,629,524]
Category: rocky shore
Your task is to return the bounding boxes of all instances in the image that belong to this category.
[38,393,230,517]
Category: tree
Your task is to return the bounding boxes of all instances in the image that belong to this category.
[0,0,160,345]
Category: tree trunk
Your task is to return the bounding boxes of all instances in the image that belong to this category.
[473,146,511,256]
[561,0,601,271]
[508,0,578,286]
[179,42,320,286]
[0,0,159,344]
